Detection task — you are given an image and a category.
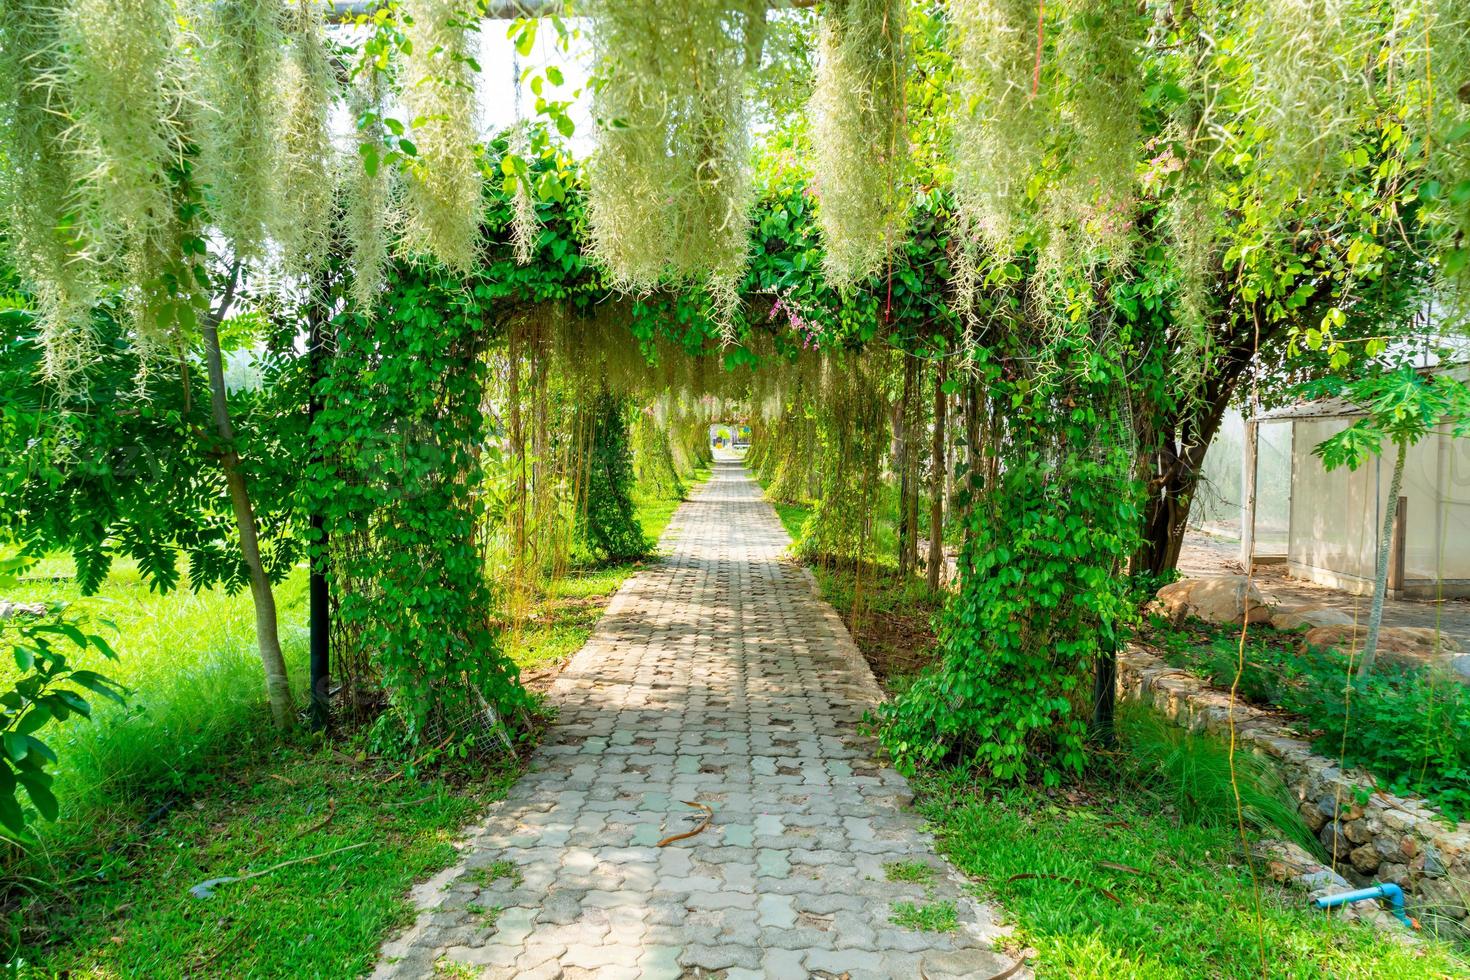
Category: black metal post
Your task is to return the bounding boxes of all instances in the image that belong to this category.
[307,306,331,729]
[1093,624,1118,747]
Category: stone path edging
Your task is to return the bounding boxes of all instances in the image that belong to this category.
[371,459,1017,979]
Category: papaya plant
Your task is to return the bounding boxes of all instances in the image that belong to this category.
[1308,365,1470,677]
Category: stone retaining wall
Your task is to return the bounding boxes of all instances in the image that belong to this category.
[1118,643,1469,931]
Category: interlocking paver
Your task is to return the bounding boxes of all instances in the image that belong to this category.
[370,458,1018,978]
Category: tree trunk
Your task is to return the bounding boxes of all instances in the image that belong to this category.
[927,359,947,592]
[1358,440,1406,679]
[897,355,915,576]
[962,375,981,547]
[508,324,526,596]
[1132,387,1235,577]
[202,316,295,729]
[903,361,921,575]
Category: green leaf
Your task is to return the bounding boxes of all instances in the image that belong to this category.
[16,771,57,822]
[14,707,50,737]
[2,733,28,763]
[515,21,537,56]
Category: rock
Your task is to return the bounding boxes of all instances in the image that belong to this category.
[1271,606,1355,631]
[1154,576,1272,626]
[1397,627,1462,653]
[1344,819,1374,845]
[1320,822,1353,858]
[1301,624,1460,658]
[1349,843,1381,874]
[1418,877,1470,919]
[1453,655,1470,681]
[1423,844,1446,876]
[1300,802,1327,833]
[1316,795,1363,823]
[1378,862,1411,886]
[0,600,47,621]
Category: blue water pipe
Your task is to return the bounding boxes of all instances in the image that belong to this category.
[1312,883,1418,929]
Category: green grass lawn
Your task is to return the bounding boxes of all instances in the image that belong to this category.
[5,555,311,830]
[770,498,812,543]
[915,773,1470,978]
[25,746,518,978]
[2,557,523,977]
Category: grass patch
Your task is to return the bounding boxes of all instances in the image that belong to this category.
[21,743,520,976]
[889,899,957,932]
[883,860,937,885]
[771,499,812,543]
[916,772,1470,977]
[469,859,523,888]
[434,955,483,979]
[4,556,311,827]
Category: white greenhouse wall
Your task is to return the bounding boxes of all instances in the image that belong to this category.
[1287,421,1470,596]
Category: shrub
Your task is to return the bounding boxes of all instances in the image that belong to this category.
[1283,653,1470,821]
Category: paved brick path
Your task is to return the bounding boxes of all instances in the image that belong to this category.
[374,459,1014,979]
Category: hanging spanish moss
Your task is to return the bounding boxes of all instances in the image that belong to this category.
[0,0,95,387]
[631,408,684,500]
[584,0,765,293]
[950,0,1043,265]
[275,0,337,278]
[801,350,887,564]
[1045,0,1142,270]
[191,0,283,261]
[62,0,183,271]
[510,125,539,266]
[1246,0,1375,191]
[399,0,483,273]
[1166,182,1218,400]
[343,70,395,312]
[809,0,909,289]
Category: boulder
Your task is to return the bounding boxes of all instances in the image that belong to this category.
[1302,624,1461,658]
[1349,843,1382,875]
[1271,606,1355,632]
[1154,576,1272,626]
[1454,655,1470,681]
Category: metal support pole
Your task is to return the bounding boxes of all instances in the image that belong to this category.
[1240,418,1259,570]
[307,306,332,729]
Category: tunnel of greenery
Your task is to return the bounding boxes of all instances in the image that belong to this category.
[1,0,1469,968]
